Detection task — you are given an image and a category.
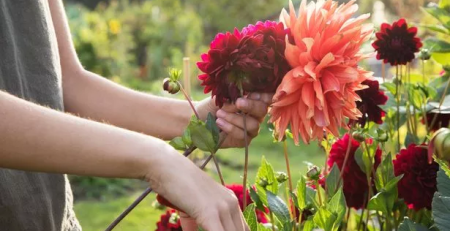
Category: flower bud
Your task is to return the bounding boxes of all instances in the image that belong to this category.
[276,171,288,183]
[306,166,321,181]
[151,200,166,210]
[376,129,389,142]
[430,128,450,162]
[163,78,180,94]
[352,131,365,142]
[419,49,431,61]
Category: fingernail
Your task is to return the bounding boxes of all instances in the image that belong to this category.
[216,109,226,118]
[216,118,225,127]
[237,98,248,109]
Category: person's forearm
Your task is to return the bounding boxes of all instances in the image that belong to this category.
[0,91,171,179]
[62,69,197,140]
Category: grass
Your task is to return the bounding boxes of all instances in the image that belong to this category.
[74,126,326,231]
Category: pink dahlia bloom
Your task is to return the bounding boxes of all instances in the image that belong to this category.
[270,0,373,144]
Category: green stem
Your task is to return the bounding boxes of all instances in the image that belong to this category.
[396,66,401,152]
[335,130,353,195]
[283,140,297,224]
[242,113,250,210]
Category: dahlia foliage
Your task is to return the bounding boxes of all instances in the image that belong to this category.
[145,0,450,231]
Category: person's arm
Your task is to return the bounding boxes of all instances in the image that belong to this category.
[48,0,271,144]
[0,90,247,231]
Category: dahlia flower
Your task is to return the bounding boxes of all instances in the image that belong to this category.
[372,18,422,65]
[156,209,182,231]
[270,0,373,144]
[197,21,290,107]
[350,79,388,126]
[328,134,382,209]
[394,144,438,210]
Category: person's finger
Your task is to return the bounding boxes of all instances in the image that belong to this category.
[260,93,274,104]
[180,214,198,231]
[216,118,246,140]
[221,102,239,113]
[198,211,225,231]
[216,110,259,137]
[236,98,269,120]
[228,199,247,231]
[219,203,238,231]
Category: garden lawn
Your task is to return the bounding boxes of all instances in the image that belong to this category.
[74,127,325,231]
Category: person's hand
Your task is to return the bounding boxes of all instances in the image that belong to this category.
[196,93,273,148]
[147,145,249,231]
[179,212,199,231]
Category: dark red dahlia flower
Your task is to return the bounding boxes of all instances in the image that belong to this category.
[350,79,388,126]
[372,18,422,65]
[394,144,439,210]
[156,209,182,231]
[226,184,268,223]
[197,21,290,107]
[425,112,450,131]
[327,134,382,209]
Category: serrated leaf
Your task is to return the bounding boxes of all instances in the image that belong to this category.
[367,189,397,214]
[169,137,187,150]
[303,217,315,231]
[205,112,220,148]
[249,187,265,211]
[256,156,279,197]
[297,177,307,210]
[398,217,431,231]
[267,191,290,225]
[355,147,370,174]
[327,189,346,229]
[306,186,319,209]
[432,192,450,231]
[326,163,342,198]
[243,204,258,231]
[385,175,403,191]
[313,207,337,231]
[375,153,395,191]
[188,120,216,153]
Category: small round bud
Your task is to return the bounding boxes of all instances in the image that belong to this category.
[163,78,180,94]
[276,172,288,183]
[306,166,320,181]
[151,200,166,210]
[419,49,431,61]
[376,129,389,142]
[352,131,365,142]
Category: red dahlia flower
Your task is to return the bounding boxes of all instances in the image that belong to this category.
[197,21,290,107]
[350,79,388,126]
[372,18,422,65]
[226,184,268,223]
[426,112,450,131]
[328,134,382,209]
[156,209,182,231]
[394,144,439,210]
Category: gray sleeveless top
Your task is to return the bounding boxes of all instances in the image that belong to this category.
[0,0,81,230]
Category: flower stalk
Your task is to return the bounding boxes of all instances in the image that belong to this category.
[283,140,297,221]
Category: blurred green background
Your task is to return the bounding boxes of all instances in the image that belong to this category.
[62,0,439,230]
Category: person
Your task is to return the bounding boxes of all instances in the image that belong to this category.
[0,0,273,230]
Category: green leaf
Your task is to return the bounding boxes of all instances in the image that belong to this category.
[297,177,307,210]
[257,223,272,231]
[169,137,187,150]
[420,24,450,35]
[432,52,450,66]
[243,204,258,231]
[255,156,279,203]
[327,189,346,229]
[423,6,450,30]
[249,187,265,212]
[385,175,403,191]
[440,0,450,8]
[281,221,294,231]
[367,188,397,214]
[267,191,290,225]
[302,217,315,231]
[205,112,220,148]
[375,153,395,191]
[188,119,216,153]
[306,186,319,209]
[437,167,450,196]
[313,207,337,231]
[409,87,426,110]
[326,163,342,198]
[181,129,192,147]
[398,217,431,231]
[354,147,370,174]
[382,82,397,95]
[432,168,450,231]
[424,38,450,53]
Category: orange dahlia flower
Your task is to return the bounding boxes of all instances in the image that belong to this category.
[270,0,374,144]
